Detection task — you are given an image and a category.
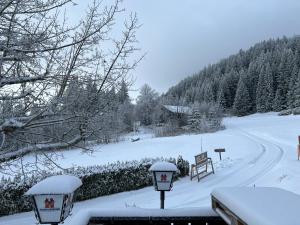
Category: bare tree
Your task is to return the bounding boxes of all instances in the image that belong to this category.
[0,0,142,169]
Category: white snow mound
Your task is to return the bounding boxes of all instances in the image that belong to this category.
[149,162,178,172]
[25,175,82,195]
[69,207,216,225]
[212,187,300,225]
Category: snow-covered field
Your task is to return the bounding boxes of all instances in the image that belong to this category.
[1,112,300,225]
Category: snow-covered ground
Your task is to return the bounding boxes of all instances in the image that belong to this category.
[1,112,300,225]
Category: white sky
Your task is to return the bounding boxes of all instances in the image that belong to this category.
[69,0,300,100]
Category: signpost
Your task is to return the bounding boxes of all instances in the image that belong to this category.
[298,136,300,160]
[214,148,225,161]
[25,175,82,225]
[149,162,178,209]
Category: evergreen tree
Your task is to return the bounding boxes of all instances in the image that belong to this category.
[207,105,222,130]
[188,105,203,132]
[273,50,294,111]
[217,80,227,110]
[118,80,130,103]
[225,69,239,108]
[135,84,159,125]
[245,62,260,111]
[116,81,134,131]
[256,63,274,112]
[293,70,300,108]
[203,82,215,103]
[287,65,299,108]
[233,77,252,116]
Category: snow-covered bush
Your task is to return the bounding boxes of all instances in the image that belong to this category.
[177,155,190,176]
[292,107,300,115]
[278,109,292,116]
[188,103,223,133]
[0,156,189,216]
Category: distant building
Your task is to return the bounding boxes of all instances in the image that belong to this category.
[162,105,192,115]
[161,105,192,127]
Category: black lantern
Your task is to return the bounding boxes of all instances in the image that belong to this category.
[25,175,82,225]
[149,162,178,209]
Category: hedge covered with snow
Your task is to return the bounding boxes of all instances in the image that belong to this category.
[0,156,189,216]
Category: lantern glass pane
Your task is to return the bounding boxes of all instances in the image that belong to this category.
[34,194,64,223]
[63,193,73,220]
[155,171,173,191]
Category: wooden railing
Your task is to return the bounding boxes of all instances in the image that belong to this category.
[68,207,227,225]
[88,215,227,225]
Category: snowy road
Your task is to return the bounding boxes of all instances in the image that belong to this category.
[1,113,300,225]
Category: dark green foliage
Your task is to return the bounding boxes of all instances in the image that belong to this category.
[0,157,189,216]
[293,71,300,108]
[187,102,222,133]
[177,155,190,176]
[287,65,299,108]
[233,77,252,116]
[256,63,274,112]
[163,36,300,115]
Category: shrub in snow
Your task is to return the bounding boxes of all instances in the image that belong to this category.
[0,156,189,216]
[188,103,223,133]
[292,107,300,115]
[177,155,189,176]
[278,109,292,116]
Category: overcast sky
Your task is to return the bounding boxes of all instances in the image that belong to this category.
[71,0,300,99]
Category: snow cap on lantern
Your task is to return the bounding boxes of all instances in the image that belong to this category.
[149,161,178,191]
[25,175,82,224]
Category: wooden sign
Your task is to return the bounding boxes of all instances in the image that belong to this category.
[214,148,225,160]
[195,152,208,164]
[214,148,225,153]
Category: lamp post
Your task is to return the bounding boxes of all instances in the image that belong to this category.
[25,175,82,225]
[149,162,178,209]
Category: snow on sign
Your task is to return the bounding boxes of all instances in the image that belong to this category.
[25,175,82,224]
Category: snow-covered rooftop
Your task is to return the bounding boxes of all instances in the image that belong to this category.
[212,187,300,225]
[25,175,82,195]
[149,162,178,172]
[163,105,192,115]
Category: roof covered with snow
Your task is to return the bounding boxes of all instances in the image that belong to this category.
[149,162,178,172]
[25,175,82,195]
[163,105,192,115]
[212,187,300,225]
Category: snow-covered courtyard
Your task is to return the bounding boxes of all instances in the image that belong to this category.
[1,112,300,225]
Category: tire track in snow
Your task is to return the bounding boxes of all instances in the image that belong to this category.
[193,130,266,187]
[171,131,266,200]
[236,130,284,186]
[174,128,284,208]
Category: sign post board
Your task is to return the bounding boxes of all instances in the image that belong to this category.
[214,148,225,161]
[149,162,178,209]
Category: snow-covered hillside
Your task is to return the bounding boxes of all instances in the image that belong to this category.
[1,113,300,225]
